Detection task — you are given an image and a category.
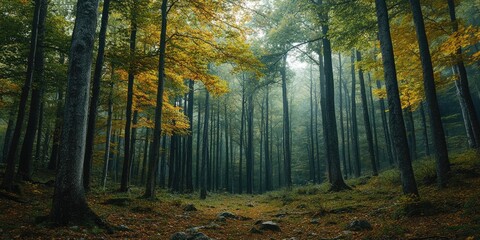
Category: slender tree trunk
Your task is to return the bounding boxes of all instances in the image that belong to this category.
[102,78,114,190]
[368,74,380,168]
[35,99,44,170]
[350,51,361,178]
[280,55,292,188]
[239,79,245,194]
[375,0,419,196]
[50,0,101,224]
[195,100,202,189]
[159,135,167,188]
[185,80,195,192]
[322,20,349,190]
[448,0,480,148]
[120,9,138,192]
[16,0,47,182]
[356,51,378,176]
[129,110,139,183]
[409,0,450,187]
[83,0,111,191]
[246,89,254,194]
[405,108,417,160]
[1,108,16,164]
[140,127,149,185]
[2,0,42,190]
[224,104,230,192]
[338,55,347,178]
[144,0,168,197]
[200,90,210,199]
[377,80,394,165]
[420,103,430,156]
[309,64,316,182]
[265,86,272,191]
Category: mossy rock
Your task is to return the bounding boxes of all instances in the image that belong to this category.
[393,200,436,219]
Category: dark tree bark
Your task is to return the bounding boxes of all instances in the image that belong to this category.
[350,51,361,178]
[1,109,15,164]
[50,0,101,225]
[120,7,138,192]
[264,85,272,191]
[309,65,316,182]
[321,21,349,191]
[144,0,168,198]
[405,108,417,160]
[376,80,394,165]
[338,55,347,178]
[420,103,430,156]
[368,74,380,168]
[238,78,245,193]
[246,89,254,194]
[159,135,167,188]
[375,0,419,196]
[224,104,230,192]
[140,128,149,185]
[408,0,450,187]
[129,110,139,181]
[195,100,202,189]
[356,51,378,176]
[102,76,114,190]
[448,0,480,148]
[83,0,111,191]
[185,80,195,192]
[2,0,42,190]
[280,55,292,188]
[200,90,210,199]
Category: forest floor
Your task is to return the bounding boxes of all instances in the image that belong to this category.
[1,150,480,239]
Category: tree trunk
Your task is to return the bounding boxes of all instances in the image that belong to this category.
[50,0,101,225]
[405,108,417,160]
[1,109,16,164]
[140,128,149,185]
[420,103,430,156]
[409,0,450,187]
[377,80,394,165]
[224,104,230,192]
[264,85,272,191]
[246,89,254,194]
[102,77,114,190]
[83,0,111,191]
[375,0,419,196]
[129,110,139,183]
[1,0,42,190]
[322,21,349,191]
[356,51,378,176]
[368,74,380,168]
[309,64,316,182]
[200,90,210,199]
[280,55,292,188]
[338,55,347,178]
[350,51,361,178]
[238,79,245,194]
[186,80,195,192]
[144,0,168,198]
[120,8,138,192]
[448,0,480,148]
[195,100,202,189]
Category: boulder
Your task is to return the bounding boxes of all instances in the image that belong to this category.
[184,204,197,212]
[345,220,372,231]
[259,221,281,232]
[217,212,236,219]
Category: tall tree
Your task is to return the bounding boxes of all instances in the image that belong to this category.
[408,0,450,187]
[375,0,418,196]
[356,51,378,176]
[264,85,272,191]
[350,52,361,178]
[185,80,195,192]
[144,0,168,198]
[50,0,102,225]
[447,0,480,148]
[200,90,210,199]
[83,0,111,191]
[280,55,292,188]
[17,0,48,181]
[120,2,138,192]
[2,0,42,191]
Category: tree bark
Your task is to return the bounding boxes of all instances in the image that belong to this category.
[102,76,114,190]
[120,7,138,192]
[409,0,450,187]
[280,55,292,188]
[50,0,101,225]
[447,0,480,148]
[375,0,419,196]
[2,0,42,190]
[246,89,254,194]
[350,51,361,178]
[356,51,378,176]
[420,103,430,156]
[185,80,195,192]
[83,0,111,191]
[200,90,210,199]
[144,0,168,198]
[264,85,272,191]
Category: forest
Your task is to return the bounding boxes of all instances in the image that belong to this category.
[1,0,480,239]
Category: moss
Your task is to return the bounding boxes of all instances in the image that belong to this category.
[392,197,436,219]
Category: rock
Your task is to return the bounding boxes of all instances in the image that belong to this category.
[216,216,226,222]
[247,202,255,207]
[217,212,236,219]
[170,229,215,240]
[345,220,372,231]
[170,232,188,240]
[297,204,307,209]
[310,218,320,224]
[204,222,221,230]
[259,221,281,232]
[249,227,263,234]
[70,226,79,230]
[330,206,355,214]
[118,225,131,231]
[273,212,287,218]
[184,204,197,212]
